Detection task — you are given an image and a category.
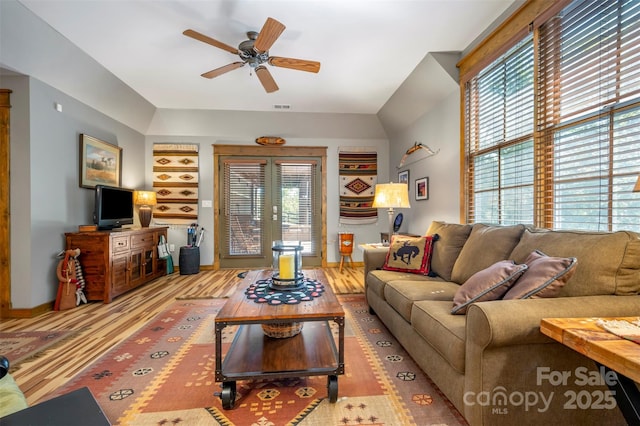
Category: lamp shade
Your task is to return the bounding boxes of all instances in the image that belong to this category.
[372,183,411,209]
[134,190,157,206]
[634,175,640,193]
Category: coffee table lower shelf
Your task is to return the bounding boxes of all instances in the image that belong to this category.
[215,320,344,409]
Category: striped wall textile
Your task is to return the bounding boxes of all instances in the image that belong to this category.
[152,144,199,225]
[338,148,378,224]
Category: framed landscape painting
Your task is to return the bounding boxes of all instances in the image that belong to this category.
[79,134,122,189]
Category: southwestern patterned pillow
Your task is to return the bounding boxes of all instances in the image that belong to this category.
[382,235,438,276]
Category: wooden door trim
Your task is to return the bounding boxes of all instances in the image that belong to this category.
[213,144,327,270]
[0,89,12,317]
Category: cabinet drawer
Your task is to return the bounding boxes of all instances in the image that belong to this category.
[112,236,130,253]
[132,232,155,248]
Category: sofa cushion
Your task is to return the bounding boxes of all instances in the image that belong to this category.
[384,280,459,322]
[426,221,473,281]
[382,235,437,276]
[503,250,577,300]
[451,260,527,314]
[366,270,436,301]
[509,228,640,296]
[451,224,526,284]
[412,300,467,374]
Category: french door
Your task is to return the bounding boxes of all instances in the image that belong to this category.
[217,150,323,269]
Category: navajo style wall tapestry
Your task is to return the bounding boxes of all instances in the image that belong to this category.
[152,144,199,225]
[338,148,377,224]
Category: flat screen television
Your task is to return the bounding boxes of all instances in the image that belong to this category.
[93,185,134,230]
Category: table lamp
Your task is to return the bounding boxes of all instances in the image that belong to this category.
[134,190,157,228]
[372,182,410,246]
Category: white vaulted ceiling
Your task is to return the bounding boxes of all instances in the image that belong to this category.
[14,0,517,116]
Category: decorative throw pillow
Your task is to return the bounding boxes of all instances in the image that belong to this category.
[503,250,577,300]
[451,260,527,315]
[382,235,438,276]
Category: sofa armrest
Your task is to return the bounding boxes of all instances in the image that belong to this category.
[363,247,388,282]
[466,294,640,349]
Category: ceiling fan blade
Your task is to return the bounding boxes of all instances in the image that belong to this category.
[183,29,238,55]
[201,62,245,79]
[255,66,279,93]
[254,17,285,53]
[268,56,321,73]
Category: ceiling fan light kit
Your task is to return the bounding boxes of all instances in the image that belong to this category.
[183,17,320,93]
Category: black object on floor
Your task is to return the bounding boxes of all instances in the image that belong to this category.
[1,387,110,426]
[179,246,200,275]
[237,271,248,279]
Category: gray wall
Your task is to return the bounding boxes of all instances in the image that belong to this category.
[4,74,146,309]
[379,52,462,235]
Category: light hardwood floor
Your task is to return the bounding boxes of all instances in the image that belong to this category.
[0,266,364,405]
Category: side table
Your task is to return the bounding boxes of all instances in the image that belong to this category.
[541,317,640,425]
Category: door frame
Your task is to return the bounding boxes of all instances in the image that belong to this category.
[213,144,327,270]
[0,90,11,318]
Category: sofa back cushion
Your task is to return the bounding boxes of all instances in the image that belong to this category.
[426,221,473,281]
[450,224,526,284]
[509,228,640,296]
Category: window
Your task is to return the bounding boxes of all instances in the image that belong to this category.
[222,160,266,256]
[463,0,640,232]
[275,161,320,256]
[465,36,535,225]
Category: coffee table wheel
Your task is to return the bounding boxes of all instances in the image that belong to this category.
[327,375,338,403]
[221,381,236,409]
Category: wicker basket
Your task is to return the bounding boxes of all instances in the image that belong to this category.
[261,321,303,338]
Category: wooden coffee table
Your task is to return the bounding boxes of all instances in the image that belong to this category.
[214,269,345,409]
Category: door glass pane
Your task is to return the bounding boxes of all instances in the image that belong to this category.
[223,161,265,256]
[276,162,318,256]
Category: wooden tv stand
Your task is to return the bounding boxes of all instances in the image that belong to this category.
[65,227,168,303]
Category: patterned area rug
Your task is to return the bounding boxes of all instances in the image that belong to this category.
[0,330,79,367]
[45,295,467,425]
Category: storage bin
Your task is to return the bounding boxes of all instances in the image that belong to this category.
[179,246,200,275]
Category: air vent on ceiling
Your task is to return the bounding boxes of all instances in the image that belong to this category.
[273,104,291,110]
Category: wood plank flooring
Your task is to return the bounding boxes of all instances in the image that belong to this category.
[0,266,364,405]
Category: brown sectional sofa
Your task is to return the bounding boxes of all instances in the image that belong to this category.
[363,221,640,425]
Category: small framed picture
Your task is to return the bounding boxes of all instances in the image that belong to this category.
[398,170,409,185]
[415,177,429,201]
[79,134,122,189]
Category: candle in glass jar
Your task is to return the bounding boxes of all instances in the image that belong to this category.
[279,254,295,279]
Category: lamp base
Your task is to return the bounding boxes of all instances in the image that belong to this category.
[387,208,395,246]
[138,206,152,228]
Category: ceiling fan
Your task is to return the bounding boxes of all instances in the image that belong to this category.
[183,17,321,93]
